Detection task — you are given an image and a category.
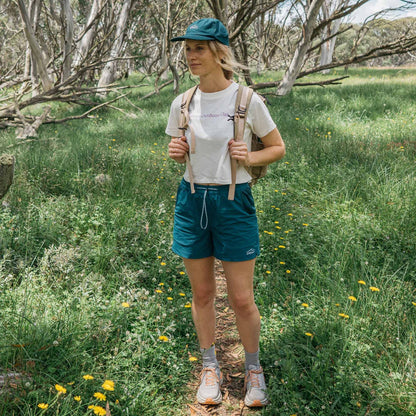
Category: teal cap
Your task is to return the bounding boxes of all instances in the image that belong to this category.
[171,18,229,46]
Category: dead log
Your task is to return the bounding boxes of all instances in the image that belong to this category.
[15,105,51,139]
[0,154,15,200]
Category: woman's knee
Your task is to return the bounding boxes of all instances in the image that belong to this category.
[192,285,216,307]
[229,292,257,316]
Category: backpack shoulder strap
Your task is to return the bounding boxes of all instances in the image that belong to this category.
[234,85,254,142]
[228,85,254,200]
[179,85,198,194]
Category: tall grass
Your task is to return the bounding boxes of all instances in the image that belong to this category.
[0,68,415,415]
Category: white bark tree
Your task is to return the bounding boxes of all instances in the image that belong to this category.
[97,0,133,90]
[17,0,54,92]
[60,0,74,82]
[319,0,343,73]
[277,0,325,95]
[73,0,103,69]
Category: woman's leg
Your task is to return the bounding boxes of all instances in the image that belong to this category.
[183,256,217,349]
[222,258,268,407]
[221,259,260,353]
[184,256,223,405]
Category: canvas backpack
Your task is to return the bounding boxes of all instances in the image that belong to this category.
[179,84,267,200]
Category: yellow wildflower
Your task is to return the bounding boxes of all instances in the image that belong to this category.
[38,403,49,409]
[156,289,163,294]
[94,392,106,401]
[339,313,349,319]
[102,380,115,391]
[305,332,313,337]
[412,302,416,307]
[369,286,380,292]
[121,302,130,308]
[74,396,81,402]
[167,297,173,301]
[55,384,67,394]
[348,296,357,302]
[189,356,198,362]
[159,335,169,342]
[179,292,186,296]
[184,302,192,308]
[301,303,309,308]
[358,280,366,285]
[83,374,94,380]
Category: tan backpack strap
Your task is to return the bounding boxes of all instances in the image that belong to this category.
[228,85,254,200]
[179,85,198,194]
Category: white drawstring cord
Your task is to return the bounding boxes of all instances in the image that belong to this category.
[200,189,208,230]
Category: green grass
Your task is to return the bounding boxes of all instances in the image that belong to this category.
[0,67,416,415]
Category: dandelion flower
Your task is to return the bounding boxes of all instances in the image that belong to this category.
[55,384,67,394]
[369,286,380,292]
[412,302,416,307]
[121,302,130,308]
[94,392,106,401]
[339,313,349,319]
[167,297,173,301]
[184,302,192,308]
[102,380,115,391]
[88,406,106,416]
[179,292,186,296]
[160,262,166,266]
[348,296,357,302]
[38,403,49,409]
[305,332,313,337]
[74,396,81,402]
[155,289,163,294]
[83,374,94,380]
[159,335,169,342]
[358,280,366,285]
[301,303,309,308]
[189,356,198,362]
[266,270,271,274]
[286,270,291,274]
[179,271,185,275]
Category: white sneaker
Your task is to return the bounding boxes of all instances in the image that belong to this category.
[244,366,269,407]
[196,367,223,405]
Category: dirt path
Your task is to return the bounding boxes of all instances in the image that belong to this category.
[185,261,262,416]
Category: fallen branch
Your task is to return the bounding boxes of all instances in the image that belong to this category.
[250,76,349,91]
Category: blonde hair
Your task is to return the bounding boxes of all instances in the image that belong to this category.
[207,41,248,80]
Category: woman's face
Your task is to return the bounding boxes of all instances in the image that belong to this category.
[185,40,221,78]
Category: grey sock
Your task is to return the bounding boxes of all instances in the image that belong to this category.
[245,350,260,370]
[200,344,218,368]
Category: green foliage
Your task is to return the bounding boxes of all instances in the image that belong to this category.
[0,68,416,415]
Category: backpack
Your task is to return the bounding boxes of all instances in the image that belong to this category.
[179,84,266,200]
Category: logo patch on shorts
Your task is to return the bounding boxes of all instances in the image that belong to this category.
[246,248,256,256]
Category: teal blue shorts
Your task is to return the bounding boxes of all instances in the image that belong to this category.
[172,179,260,262]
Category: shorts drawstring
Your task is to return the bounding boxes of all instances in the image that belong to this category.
[200,189,208,230]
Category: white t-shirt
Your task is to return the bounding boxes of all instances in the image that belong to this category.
[165,82,276,184]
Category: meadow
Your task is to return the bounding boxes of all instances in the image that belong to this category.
[0,67,415,415]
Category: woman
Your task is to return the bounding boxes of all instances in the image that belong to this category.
[165,18,285,407]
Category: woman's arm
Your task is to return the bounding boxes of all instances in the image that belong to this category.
[168,136,189,164]
[228,127,285,167]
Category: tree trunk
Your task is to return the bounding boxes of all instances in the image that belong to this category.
[17,0,54,92]
[60,0,74,82]
[0,155,15,200]
[73,0,102,69]
[277,0,325,96]
[97,0,132,90]
[319,0,343,74]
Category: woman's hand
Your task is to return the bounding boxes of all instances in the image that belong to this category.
[228,139,250,166]
[168,136,189,163]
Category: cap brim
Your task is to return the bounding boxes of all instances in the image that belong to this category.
[170,35,215,42]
